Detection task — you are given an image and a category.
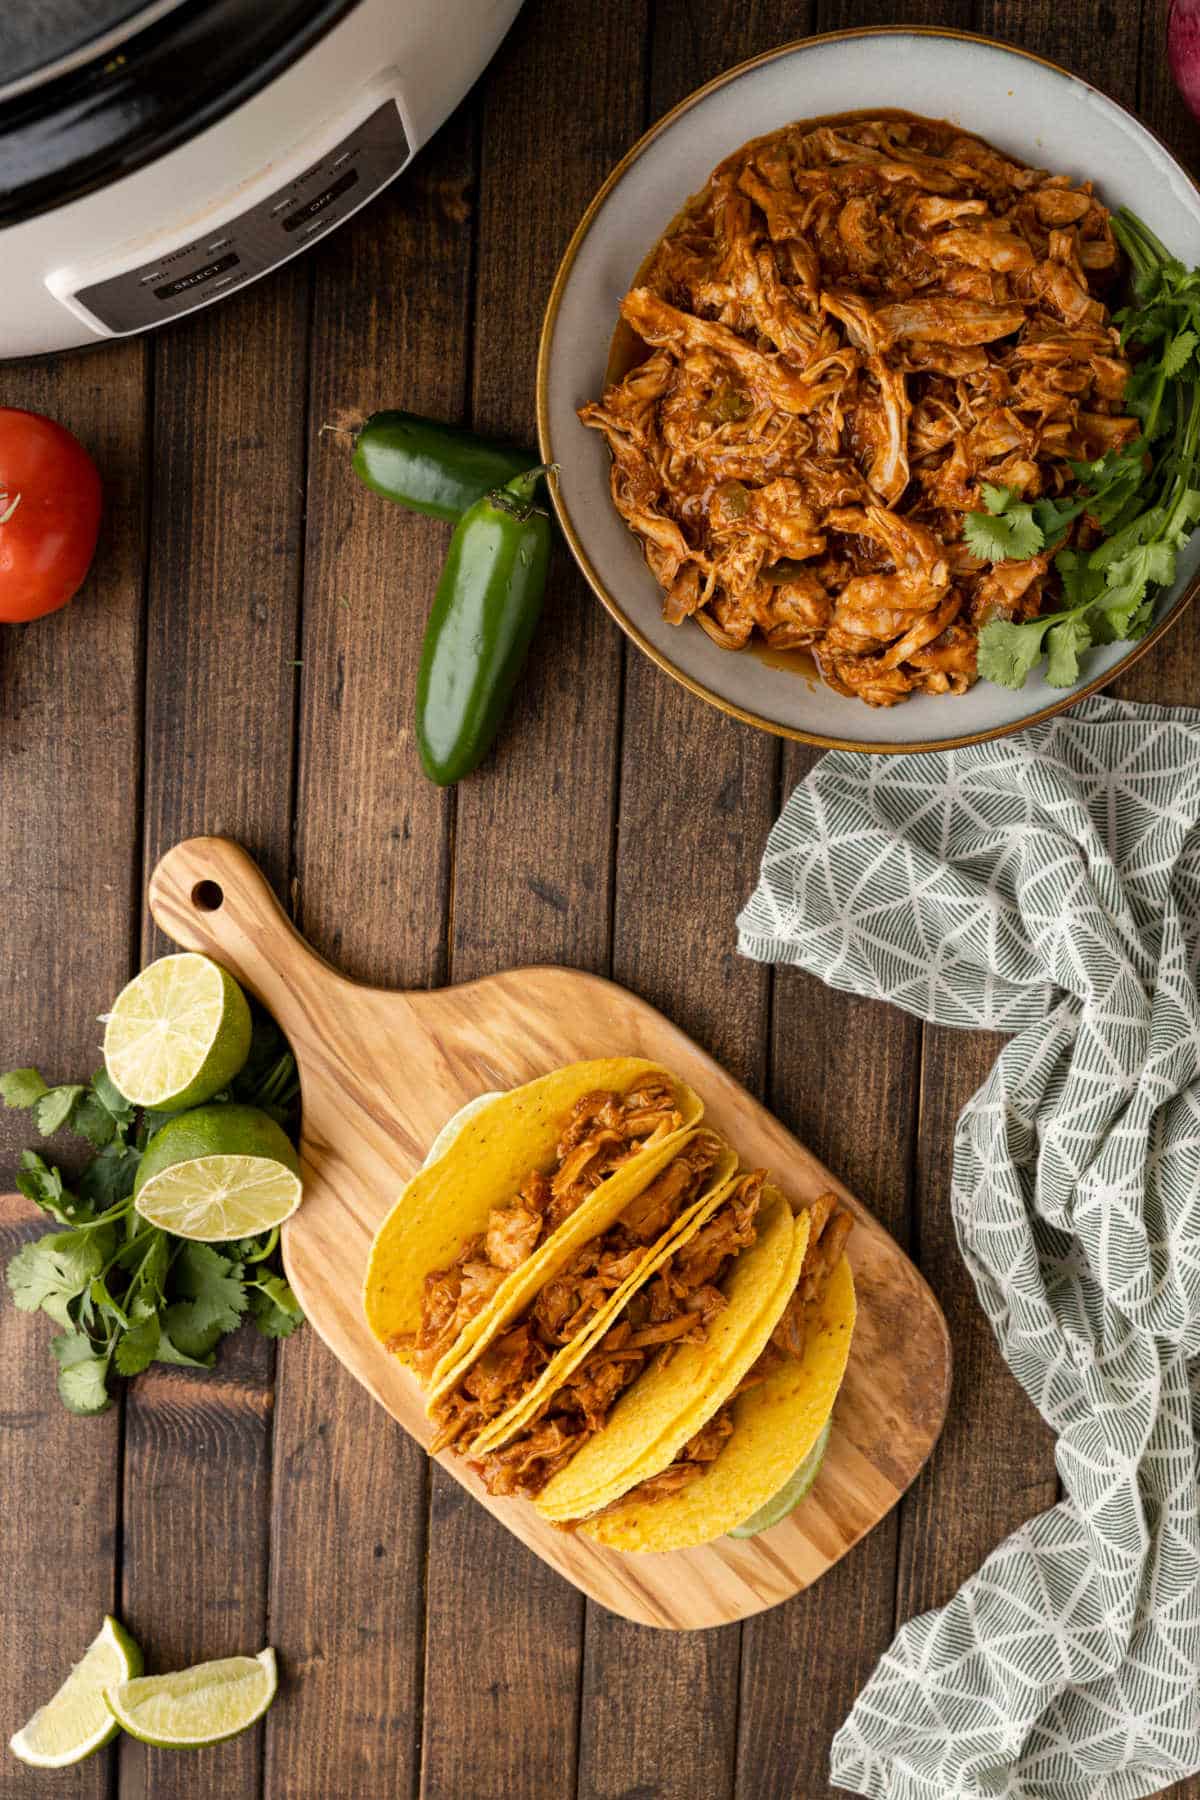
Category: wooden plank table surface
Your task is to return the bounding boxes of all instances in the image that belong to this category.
[1,2,1196,1796]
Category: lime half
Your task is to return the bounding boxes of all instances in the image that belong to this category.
[106,1648,277,1749]
[103,953,252,1110]
[9,1616,142,1767]
[727,1418,832,1539]
[134,1104,302,1241]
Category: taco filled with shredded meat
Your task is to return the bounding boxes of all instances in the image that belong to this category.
[428,1128,738,1457]
[533,1186,855,1543]
[576,1207,855,1550]
[363,1059,703,1399]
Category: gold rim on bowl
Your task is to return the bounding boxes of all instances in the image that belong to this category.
[535,25,1200,755]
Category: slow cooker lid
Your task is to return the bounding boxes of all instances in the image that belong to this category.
[0,1,188,100]
[0,0,359,229]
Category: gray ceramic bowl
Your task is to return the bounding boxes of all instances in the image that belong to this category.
[537,28,1200,752]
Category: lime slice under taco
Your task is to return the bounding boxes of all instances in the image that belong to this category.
[727,1416,832,1538]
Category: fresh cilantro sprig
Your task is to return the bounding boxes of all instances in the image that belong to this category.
[962,483,1046,562]
[2,1011,303,1415]
[971,208,1200,691]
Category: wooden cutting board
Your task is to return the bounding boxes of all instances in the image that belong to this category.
[147,835,950,1630]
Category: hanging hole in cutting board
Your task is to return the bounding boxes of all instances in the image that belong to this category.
[191,879,224,912]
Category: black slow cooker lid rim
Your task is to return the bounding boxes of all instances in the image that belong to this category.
[0,0,362,230]
[0,0,190,102]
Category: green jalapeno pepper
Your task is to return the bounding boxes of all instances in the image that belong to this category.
[352,410,533,522]
[416,465,553,785]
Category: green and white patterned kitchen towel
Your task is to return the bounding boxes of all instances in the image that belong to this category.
[737,694,1200,1800]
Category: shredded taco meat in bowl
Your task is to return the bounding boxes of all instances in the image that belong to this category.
[579,113,1137,706]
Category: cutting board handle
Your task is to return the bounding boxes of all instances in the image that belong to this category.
[148,837,345,1035]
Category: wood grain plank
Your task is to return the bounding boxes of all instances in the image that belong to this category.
[118,267,311,1800]
[575,6,794,1794]
[737,741,924,1800]
[895,1026,1059,1646]
[729,6,958,1792]
[418,3,644,1791]
[262,104,476,1800]
[975,0,1140,105]
[0,339,146,1800]
[821,0,975,31]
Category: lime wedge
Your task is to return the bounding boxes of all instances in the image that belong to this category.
[9,1616,142,1767]
[134,1104,302,1241]
[105,1648,277,1748]
[103,954,252,1110]
[727,1418,832,1538]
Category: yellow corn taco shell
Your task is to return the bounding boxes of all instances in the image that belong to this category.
[362,1058,702,1376]
[466,1138,739,1456]
[581,1252,856,1551]
[536,1187,810,1523]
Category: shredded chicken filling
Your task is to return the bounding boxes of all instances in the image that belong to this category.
[462,1169,767,1497]
[429,1133,726,1458]
[406,1078,683,1382]
[580,114,1134,706]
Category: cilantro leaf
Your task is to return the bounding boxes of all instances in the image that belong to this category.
[154,1328,215,1368]
[979,482,1015,513]
[0,1068,49,1109]
[248,1275,305,1339]
[159,1302,224,1360]
[67,1092,118,1148]
[78,1142,140,1210]
[963,497,1045,563]
[114,1297,161,1377]
[1045,612,1093,687]
[32,1085,85,1137]
[1162,328,1198,378]
[91,1069,135,1123]
[89,1273,131,1331]
[7,1228,112,1327]
[116,1227,169,1301]
[52,1333,112,1415]
[1055,549,1106,611]
[58,1070,137,1149]
[975,616,1055,688]
[14,1150,90,1225]
[162,1243,247,1356]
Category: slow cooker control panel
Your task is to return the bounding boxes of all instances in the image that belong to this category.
[73,99,410,333]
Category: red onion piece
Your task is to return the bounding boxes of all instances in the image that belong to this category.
[1169,0,1200,122]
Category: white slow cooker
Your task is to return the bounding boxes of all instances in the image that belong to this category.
[0,0,525,358]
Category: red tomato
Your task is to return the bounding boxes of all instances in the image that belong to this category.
[0,409,102,622]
